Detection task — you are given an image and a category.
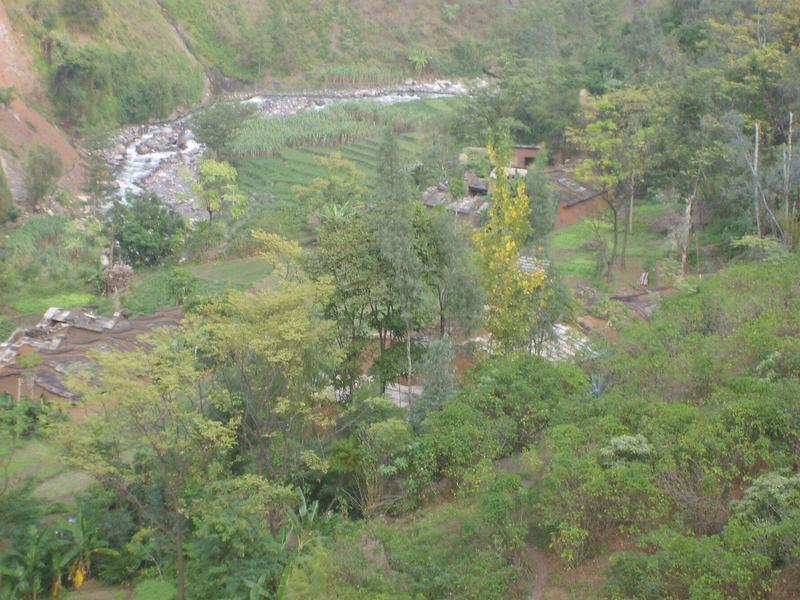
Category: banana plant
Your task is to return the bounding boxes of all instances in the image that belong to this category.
[0,526,50,600]
[275,488,320,599]
[58,510,119,590]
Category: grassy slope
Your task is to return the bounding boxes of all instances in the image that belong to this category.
[160,0,511,82]
[1,438,93,507]
[5,0,201,79]
[5,0,204,125]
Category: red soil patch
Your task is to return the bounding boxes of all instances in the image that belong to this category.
[0,3,83,195]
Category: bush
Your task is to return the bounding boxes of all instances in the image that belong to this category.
[112,194,186,266]
[0,86,15,109]
[459,353,588,447]
[61,0,106,29]
[25,143,62,209]
[0,164,18,224]
[15,352,44,370]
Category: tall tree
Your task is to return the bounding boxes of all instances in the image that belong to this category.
[193,159,248,224]
[417,208,484,337]
[569,86,659,273]
[370,129,427,403]
[191,249,340,482]
[308,214,383,395]
[59,335,237,600]
[475,146,548,352]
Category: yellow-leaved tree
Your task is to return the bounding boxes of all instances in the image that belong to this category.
[475,146,548,352]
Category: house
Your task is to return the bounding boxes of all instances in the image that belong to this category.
[421,186,489,225]
[546,167,608,228]
[512,145,541,168]
[0,307,181,402]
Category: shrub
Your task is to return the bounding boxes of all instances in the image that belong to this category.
[459,353,588,447]
[0,86,15,109]
[111,194,186,266]
[25,143,62,209]
[600,434,655,466]
[165,268,199,306]
[15,352,44,370]
[0,164,18,224]
[61,0,106,29]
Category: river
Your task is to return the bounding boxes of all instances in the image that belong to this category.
[106,80,472,219]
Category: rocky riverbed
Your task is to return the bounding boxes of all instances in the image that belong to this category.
[104,79,474,220]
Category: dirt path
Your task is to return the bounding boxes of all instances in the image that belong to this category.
[527,548,550,600]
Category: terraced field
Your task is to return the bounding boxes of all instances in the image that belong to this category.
[235,98,454,201]
[237,132,425,200]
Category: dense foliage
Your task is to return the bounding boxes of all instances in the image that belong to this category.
[111,194,186,266]
[2,1,800,599]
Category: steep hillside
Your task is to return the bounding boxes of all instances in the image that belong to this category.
[159,0,507,85]
[4,0,206,128]
[4,0,507,130]
[0,1,82,205]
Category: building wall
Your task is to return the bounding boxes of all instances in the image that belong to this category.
[556,194,608,229]
[0,372,65,403]
[513,147,539,169]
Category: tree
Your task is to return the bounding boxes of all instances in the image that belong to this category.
[25,143,62,210]
[57,510,118,591]
[59,335,237,600]
[418,209,484,337]
[307,214,383,395]
[193,159,248,224]
[192,102,256,160]
[474,146,547,352]
[524,146,558,244]
[370,130,427,403]
[111,193,186,266]
[569,86,659,272]
[190,260,341,483]
[293,153,368,217]
[410,337,457,428]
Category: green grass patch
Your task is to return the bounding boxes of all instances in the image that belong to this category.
[549,202,677,284]
[233,99,452,158]
[187,257,273,287]
[132,579,176,600]
[10,292,100,316]
[122,259,273,316]
[1,438,92,505]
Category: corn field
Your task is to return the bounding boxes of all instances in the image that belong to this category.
[317,65,404,87]
[231,101,441,158]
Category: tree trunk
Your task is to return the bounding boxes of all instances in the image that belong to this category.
[438,289,446,338]
[621,177,635,269]
[405,318,413,408]
[174,498,186,600]
[754,123,762,237]
[680,187,696,275]
[621,215,629,270]
[785,112,793,222]
[608,203,619,280]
